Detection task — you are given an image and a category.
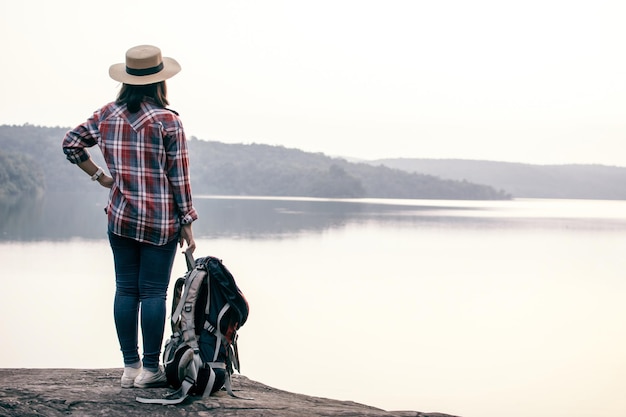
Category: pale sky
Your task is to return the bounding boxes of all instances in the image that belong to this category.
[2,0,626,166]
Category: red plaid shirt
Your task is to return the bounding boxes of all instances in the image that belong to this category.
[63,99,198,245]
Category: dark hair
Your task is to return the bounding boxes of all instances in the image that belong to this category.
[116,81,169,113]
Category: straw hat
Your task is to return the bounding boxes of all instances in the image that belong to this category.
[109,45,181,85]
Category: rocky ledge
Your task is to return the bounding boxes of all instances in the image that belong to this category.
[0,369,460,417]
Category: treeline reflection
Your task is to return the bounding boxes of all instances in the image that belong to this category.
[0,193,481,242]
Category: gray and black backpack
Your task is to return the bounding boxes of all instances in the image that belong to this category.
[137,251,249,405]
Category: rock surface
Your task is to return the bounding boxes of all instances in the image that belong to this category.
[0,369,459,417]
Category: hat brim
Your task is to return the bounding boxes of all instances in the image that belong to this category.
[109,56,181,85]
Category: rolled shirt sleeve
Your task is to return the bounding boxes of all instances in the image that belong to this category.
[62,111,102,164]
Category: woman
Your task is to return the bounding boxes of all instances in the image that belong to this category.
[62,45,197,388]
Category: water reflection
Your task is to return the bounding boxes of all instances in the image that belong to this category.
[2,193,626,241]
[0,193,477,241]
[2,195,626,417]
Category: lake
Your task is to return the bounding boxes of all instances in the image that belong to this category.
[1,193,625,417]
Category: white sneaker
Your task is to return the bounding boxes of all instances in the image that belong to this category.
[134,366,167,388]
[121,366,142,388]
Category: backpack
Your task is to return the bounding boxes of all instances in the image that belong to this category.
[136,251,249,405]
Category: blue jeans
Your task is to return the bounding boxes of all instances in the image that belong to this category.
[108,232,178,371]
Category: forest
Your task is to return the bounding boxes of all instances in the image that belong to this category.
[0,124,510,201]
[0,151,44,201]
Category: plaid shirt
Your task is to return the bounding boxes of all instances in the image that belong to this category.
[63,99,198,245]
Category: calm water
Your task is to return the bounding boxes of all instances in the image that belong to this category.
[1,194,625,417]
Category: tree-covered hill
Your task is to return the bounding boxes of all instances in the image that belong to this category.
[373,158,626,200]
[0,151,44,201]
[0,124,80,195]
[0,124,510,200]
[186,139,509,199]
